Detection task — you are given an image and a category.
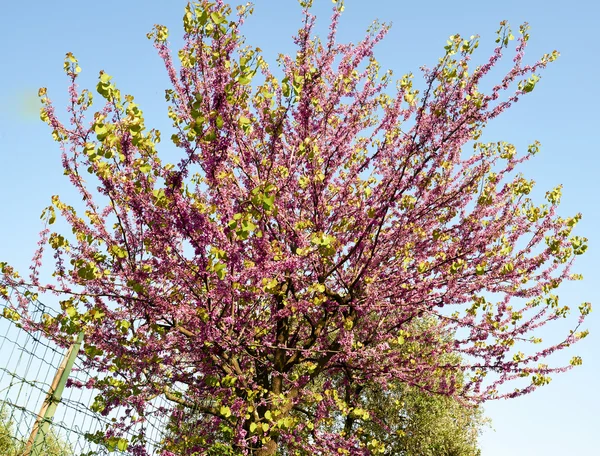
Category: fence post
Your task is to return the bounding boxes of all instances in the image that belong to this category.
[23,331,84,456]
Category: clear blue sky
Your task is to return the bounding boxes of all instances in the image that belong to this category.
[1,1,598,454]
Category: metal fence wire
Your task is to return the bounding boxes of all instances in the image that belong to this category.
[0,299,181,455]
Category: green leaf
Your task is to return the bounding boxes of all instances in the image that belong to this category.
[117,319,131,332]
[94,124,109,141]
[521,74,540,93]
[65,306,77,319]
[282,78,291,97]
[214,262,227,280]
[262,194,275,211]
[203,130,217,142]
[2,307,21,322]
[99,72,112,84]
[117,438,128,451]
[210,12,224,24]
[90,308,105,320]
[570,356,583,366]
[220,405,232,418]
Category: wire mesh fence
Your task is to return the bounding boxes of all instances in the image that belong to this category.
[0,298,181,455]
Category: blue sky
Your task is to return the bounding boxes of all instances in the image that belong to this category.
[1,1,598,454]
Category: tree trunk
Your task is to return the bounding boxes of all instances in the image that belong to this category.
[256,439,278,456]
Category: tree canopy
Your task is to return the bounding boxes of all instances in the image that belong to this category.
[0,0,589,454]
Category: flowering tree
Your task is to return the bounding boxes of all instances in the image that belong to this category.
[0,0,590,454]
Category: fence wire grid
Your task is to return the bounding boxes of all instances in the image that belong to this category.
[0,298,185,455]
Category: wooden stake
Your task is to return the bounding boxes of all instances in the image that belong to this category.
[23,332,83,456]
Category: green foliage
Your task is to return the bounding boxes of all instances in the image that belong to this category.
[359,383,487,456]
[0,407,17,456]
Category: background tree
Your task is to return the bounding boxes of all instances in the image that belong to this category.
[358,382,485,456]
[355,318,487,456]
[0,0,590,454]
